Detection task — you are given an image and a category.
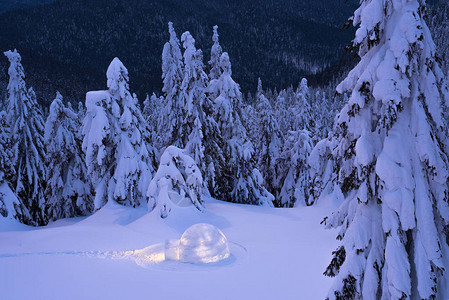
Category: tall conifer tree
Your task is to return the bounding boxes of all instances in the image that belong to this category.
[208,53,273,206]
[315,1,449,298]
[159,22,184,149]
[209,25,223,81]
[45,92,93,221]
[4,50,47,225]
[83,58,157,210]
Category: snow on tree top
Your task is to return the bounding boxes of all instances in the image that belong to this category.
[4,49,21,63]
[44,91,64,144]
[181,31,195,51]
[168,21,176,40]
[220,52,232,75]
[106,57,129,97]
[212,25,219,43]
[86,90,111,106]
[4,49,26,91]
[298,78,308,96]
[209,24,223,80]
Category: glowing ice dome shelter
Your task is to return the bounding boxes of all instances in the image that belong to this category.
[165,223,230,264]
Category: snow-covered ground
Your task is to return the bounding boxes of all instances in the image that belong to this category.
[0,197,339,300]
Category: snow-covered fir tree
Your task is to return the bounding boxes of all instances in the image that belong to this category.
[179,31,225,198]
[44,92,93,221]
[185,116,204,168]
[158,22,185,149]
[255,84,282,195]
[308,137,335,206]
[274,89,292,134]
[291,78,314,133]
[4,50,47,225]
[143,93,161,147]
[0,111,14,186]
[83,91,116,210]
[428,0,449,76]
[315,0,449,298]
[241,102,258,145]
[147,146,204,218]
[312,90,334,141]
[208,25,223,81]
[275,129,313,207]
[108,59,158,208]
[208,52,273,206]
[0,110,30,222]
[179,31,208,150]
[256,77,263,99]
[83,57,157,210]
[77,101,85,120]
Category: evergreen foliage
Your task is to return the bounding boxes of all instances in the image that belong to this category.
[0,0,356,103]
[142,93,161,148]
[83,57,157,210]
[158,22,185,149]
[275,129,313,207]
[44,92,93,221]
[0,111,29,221]
[4,49,47,225]
[208,25,223,81]
[255,82,282,195]
[208,52,273,206]
[0,111,14,185]
[315,0,449,298]
[147,146,204,218]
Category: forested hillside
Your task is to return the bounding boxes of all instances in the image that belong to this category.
[0,0,53,14]
[0,0,356,105]
[1,0,449,299]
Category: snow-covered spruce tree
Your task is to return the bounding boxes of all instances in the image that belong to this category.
[311,89,335,141]
[0,110,30,222]
[0,111,14,187]
[199,89,226,200]
[179,31,207,150]
[255,86,282,195]
[308,136,336,206]
[291,78,314,133]
[275,129,313,207]
[109,59,158,208]
[208,52,273,206]
[143,93,161,147]
[428,0,449,76]
[158,22,185,149]
[318,91,346,141]
[180,31,225,198]
[45,92,93,221]
[241,102,258,145]
[4,50,47,225]
[83,90,116,210]
[83,58,157,210]
[318,1,449,298]
[147,146,204,218]
[256,77,263,99]
[208,25,223,81]
[77,101,85,121]
[274,89,292,134]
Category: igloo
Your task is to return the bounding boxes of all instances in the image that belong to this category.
[165,223,230,264]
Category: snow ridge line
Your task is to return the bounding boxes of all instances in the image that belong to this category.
[0,242,247,259]
[0,250,126,259]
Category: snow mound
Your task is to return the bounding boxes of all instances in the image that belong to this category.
[170,223,230,264]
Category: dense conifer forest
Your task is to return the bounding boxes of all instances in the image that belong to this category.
[1,0,449,299]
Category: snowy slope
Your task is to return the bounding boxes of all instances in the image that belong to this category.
[0,197,339,300]
[0,183,30,232]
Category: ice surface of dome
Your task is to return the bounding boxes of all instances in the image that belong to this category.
[177,223,230,264]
